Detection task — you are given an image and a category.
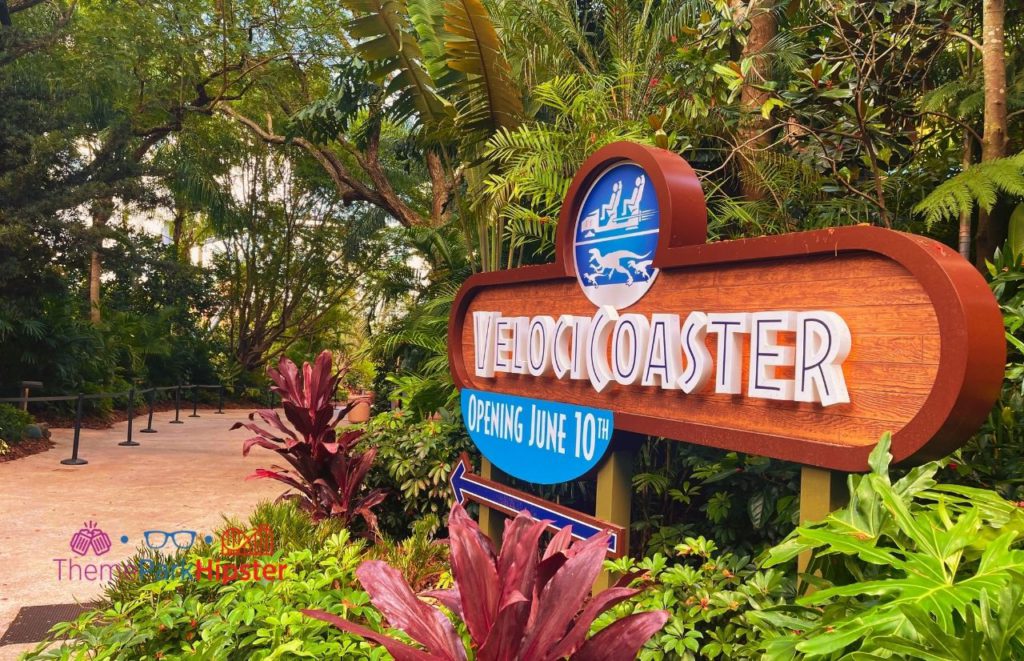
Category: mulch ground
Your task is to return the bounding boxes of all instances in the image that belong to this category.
[0,437,56,463]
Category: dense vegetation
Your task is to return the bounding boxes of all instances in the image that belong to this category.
[5,0,1024,658]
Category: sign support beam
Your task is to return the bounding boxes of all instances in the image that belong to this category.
[797,466,849,582]
[478,458,505,544]
[594,441,635,591]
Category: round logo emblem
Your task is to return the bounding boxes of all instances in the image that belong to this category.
[573,161,660,310]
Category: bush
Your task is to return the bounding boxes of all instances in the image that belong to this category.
[631,440,800,558]
[235,351,385,530]
[0,403,33,444]
[605,538,790,660]
[747,434,1024,658]
[28,501,447,660]
[363,410,475,537]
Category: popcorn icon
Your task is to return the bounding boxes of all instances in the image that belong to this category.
[69,521,112,556]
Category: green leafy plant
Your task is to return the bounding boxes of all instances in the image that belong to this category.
[27,503,403,660]
[304,503,670,659]
[234,350,386,530]
[631,440,799,556]
[364,411,475,537]
[914,152,1024,229]
[748,433,1024,658]
[0,402,33,444]
[604,538,790,660]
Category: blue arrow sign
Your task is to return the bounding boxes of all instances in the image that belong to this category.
[450,457,623,556]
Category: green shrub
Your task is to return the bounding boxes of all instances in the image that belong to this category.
[631,442,800,557]
[747,433,1024,658]
[0,403,33,444]
[604,538,790,660]
[363,411,474,537]
[27,502,444,660]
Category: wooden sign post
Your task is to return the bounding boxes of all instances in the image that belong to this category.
[449,141,1006,572]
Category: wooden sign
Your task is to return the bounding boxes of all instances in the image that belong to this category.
[449,142,1005,472]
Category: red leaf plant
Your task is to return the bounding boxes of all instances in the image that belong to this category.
[232,350,385,530]
[303,503,669,660]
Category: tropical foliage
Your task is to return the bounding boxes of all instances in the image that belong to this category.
[750,434,1024,658]
[6,0,1024,657]
[305,503,670,660]
[25,503,427,660]
[234,351,386,530]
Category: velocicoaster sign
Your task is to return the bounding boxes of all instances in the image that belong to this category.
[449,141,1005,476]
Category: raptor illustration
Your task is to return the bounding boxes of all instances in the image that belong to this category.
[628,259,654,280]
[588,248,651,286]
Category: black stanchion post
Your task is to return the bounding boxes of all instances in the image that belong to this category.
[120,387,139,446]
[215,385,225,414]
[141,389,157,433]
[189,385,200,417]
[170,384,183,424]
[60,394,88,465]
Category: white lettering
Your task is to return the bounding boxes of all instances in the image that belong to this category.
[612,314,650,385]
[794,311,851,406]
[643,314,681,389]
[469,308,851,408]
[587,306,618,393]
[707,313,750,395]
[748,312,796,401]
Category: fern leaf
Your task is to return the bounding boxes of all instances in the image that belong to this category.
[914,153,1024,229]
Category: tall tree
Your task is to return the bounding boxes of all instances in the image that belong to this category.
[976,0,1008,264]
[731,0,778,202]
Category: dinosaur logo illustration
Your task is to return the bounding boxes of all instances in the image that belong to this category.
[573,161,660,309]
[585,248,651,287]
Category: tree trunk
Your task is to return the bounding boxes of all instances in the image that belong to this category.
[959,131,975,259]
[88,198,114,325]
[172,204,185,261]
[975,0,1008,266]
[731,0,777,202]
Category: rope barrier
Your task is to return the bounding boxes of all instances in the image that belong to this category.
[4,382,235,466]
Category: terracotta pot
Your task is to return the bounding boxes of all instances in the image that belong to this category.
[347,400,371,423]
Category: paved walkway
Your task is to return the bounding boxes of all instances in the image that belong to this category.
[0,408,283,659]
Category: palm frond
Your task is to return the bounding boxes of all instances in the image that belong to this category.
[343,0,447,124]
[443,0,523,136]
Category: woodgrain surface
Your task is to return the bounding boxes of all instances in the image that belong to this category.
[460,252,937,450]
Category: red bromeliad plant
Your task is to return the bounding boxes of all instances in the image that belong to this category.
[303,503,669,660]
[232,350,385,530]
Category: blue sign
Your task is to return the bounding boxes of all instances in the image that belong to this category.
[573,161,660,311]
[450,458,621,554]
[460,389,614,484]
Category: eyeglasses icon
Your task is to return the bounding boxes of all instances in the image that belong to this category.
[143,530,197,550]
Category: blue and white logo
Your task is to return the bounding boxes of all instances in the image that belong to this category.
[573,161,659,310]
